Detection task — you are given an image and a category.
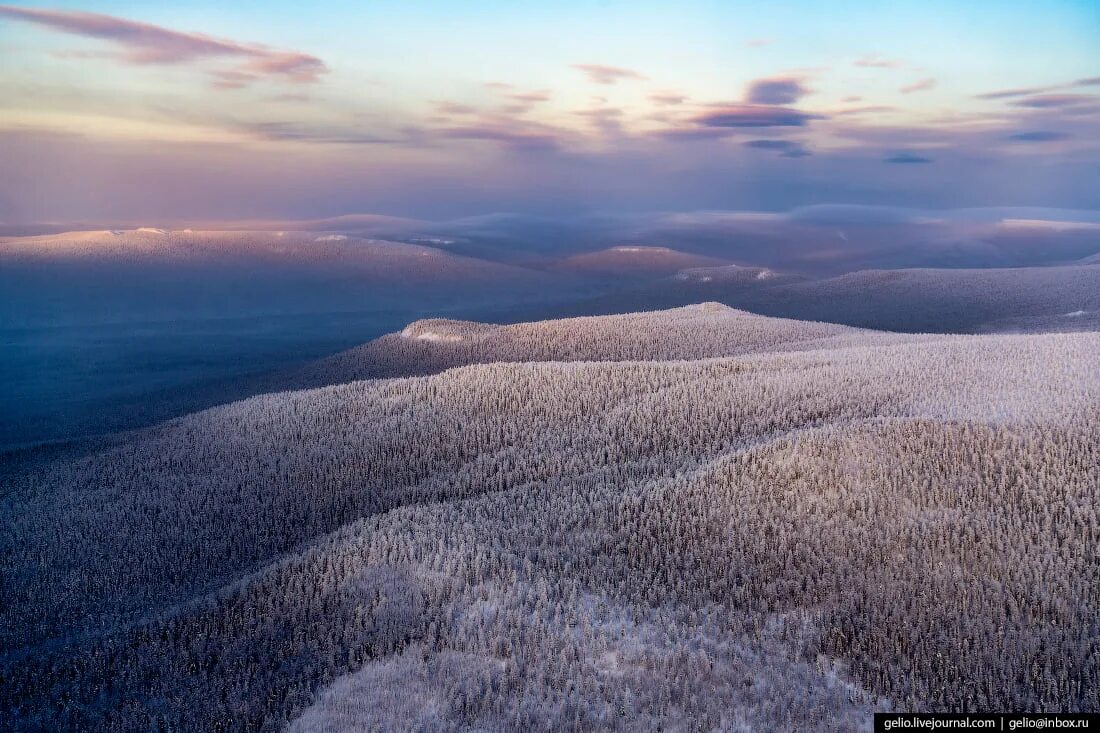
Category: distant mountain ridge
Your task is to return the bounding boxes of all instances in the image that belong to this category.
[548,263,1100,334]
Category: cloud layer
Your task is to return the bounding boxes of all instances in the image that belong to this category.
[0,4,1097,223]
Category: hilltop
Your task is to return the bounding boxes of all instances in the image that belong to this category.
[278,303,921,390]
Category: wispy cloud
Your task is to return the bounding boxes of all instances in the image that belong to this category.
[978,77,1100,100]
[508,91,551,104]
[745,38,774,48]
[854,55,903,69]
[572,63,647,84]
[502,90,551,113]
[649,92,687,106]
[900,77,937,94]
[1011,93,1096,108]
[0,5,326,85]
[435,101,477,116]
[831,104,896,117]
[239,121,405,145]
[975,86,1054,100]
[745,76,810,105]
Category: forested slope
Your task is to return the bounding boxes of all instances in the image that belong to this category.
[279,303,921,390]
[1,306,1097,731]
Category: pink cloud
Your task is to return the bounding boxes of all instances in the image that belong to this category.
[572,63,647,84]
[209,70,257,90]
[435,101,477,115]
[900,77,937,94]
[500,90,551,114]
[0,5,326,85]
[508,91,551,104]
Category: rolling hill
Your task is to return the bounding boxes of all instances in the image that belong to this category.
[770,265,1100,332]
[2,305,1097,731]
[277,303,923,390]
[545,263,1100,334]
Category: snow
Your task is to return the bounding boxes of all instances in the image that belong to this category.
[611,245,673,253]
[400,325,465,342]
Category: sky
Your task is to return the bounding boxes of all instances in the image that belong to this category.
[1,0,1098,223]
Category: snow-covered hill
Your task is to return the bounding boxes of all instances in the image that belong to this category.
[2,306,1097,730]
[281,303,921,390]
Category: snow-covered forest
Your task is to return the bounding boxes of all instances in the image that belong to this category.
[1,304,1097,731]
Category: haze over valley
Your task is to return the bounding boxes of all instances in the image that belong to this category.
[4,207,1099,449]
